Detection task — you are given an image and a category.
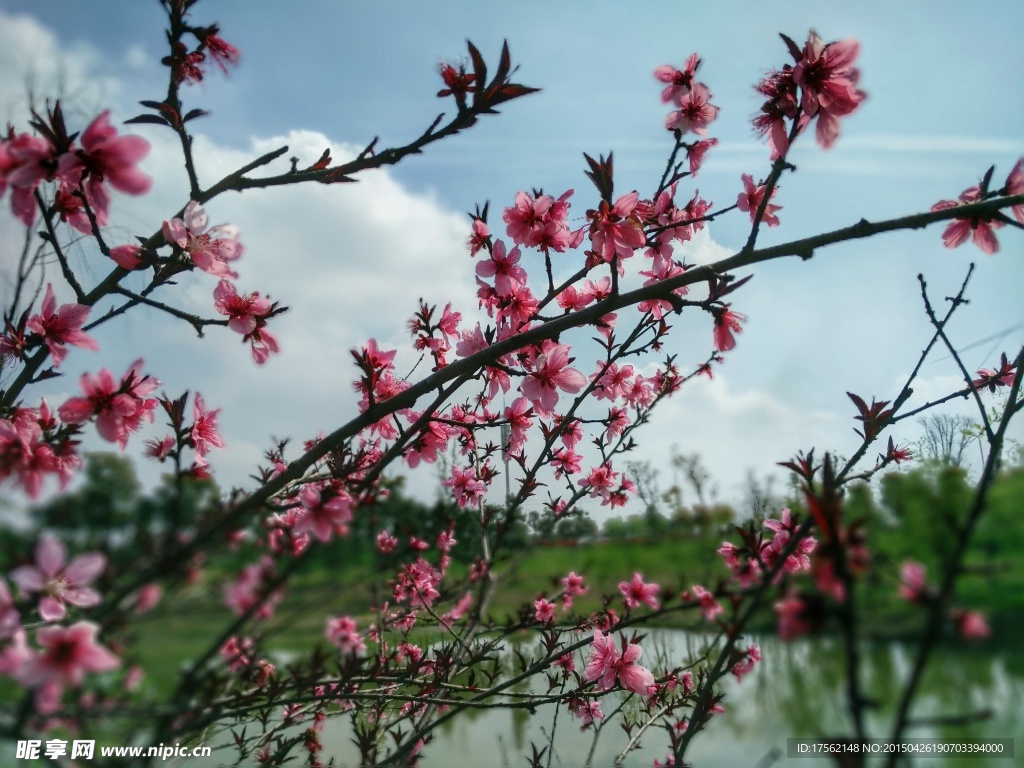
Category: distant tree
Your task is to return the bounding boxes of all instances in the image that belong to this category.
[916,413,976,467]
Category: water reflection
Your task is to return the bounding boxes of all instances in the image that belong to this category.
[319,631,1022,767]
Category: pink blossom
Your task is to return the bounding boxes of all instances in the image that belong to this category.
[583,630,654,696]
[654,54,699,104]
[587,192,646,265]
[109,244,143,270]
[503,397,532,458]
[20,621,119,691]
[560,570,587,610]
[689,585,723,621]
[189,393,223,466]
[325,616,366,656]
[214,279,272,335]
[376,531,398,553]
[521,340,586,415]
[736,174,781,227]
[25,284,98,367]
[1004,157,1024,224]
[534,598,555,624]
[685,137,717,175]
[665,83,719,135]
[0,578,19,639]
[931,186,1003,254]
[774,593,812,641]
[898,561,928,603]
[58,358,159,448]
[132,584,162,614]
[792,32,866,149]
[57,111,151,223]
[295,484,353,542]
[9,535,105,621]
[443,465,487,509]
[619,572,660,611]
[731,643,761,682]
[569,696,603,727]
[475,239,527,296]
[2,132,58,225]
[163,200,243,278]
[950,609,989,641]
[972,354,1016,392]
[712,308,746,352]
[468,217,490,256]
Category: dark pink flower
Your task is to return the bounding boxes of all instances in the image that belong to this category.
[108,244,143,270]
[9,535,105,621]
[950,609,989,641]
[25,284,98,367]
[295,484,353,543]
[898,561,928,603]
[475,239,527,296]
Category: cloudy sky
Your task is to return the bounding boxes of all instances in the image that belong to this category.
[1,0,1022,519]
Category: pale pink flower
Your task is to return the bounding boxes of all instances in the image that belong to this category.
[654,54,699,104]
[162,201,243,278]
[619,572,660,611]
[569,696,603,727]
[25,284,98,367]
[736,174,781,227]
[20,621,119,690]
[521,340,586,415]
[665,83,719,135]
[972,354,1016,392]
[9,535,105,621]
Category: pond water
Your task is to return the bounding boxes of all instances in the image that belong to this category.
[316,630,1022,767]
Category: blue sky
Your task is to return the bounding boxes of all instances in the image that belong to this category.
[1,1,1022,515]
